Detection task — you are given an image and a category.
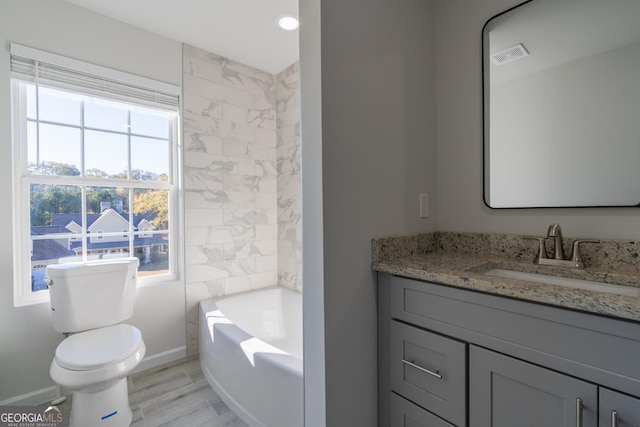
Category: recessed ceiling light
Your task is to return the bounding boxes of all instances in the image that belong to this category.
[278,14,299,31]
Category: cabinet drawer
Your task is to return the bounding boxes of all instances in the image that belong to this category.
[391,393,456,427]
[391,320,467,426]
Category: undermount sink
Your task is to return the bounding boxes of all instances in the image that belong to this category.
[484,268,640,297]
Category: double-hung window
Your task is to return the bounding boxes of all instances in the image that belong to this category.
[10,44,181,306]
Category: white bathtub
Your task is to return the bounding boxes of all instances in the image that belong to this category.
[199,287,303,427]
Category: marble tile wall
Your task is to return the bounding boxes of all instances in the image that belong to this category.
[276,62,302,292]
[183,44,301,354]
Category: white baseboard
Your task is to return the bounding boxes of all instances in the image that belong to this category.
[0,346,187,406]
[0,385,60,406]
[133,346,187,374]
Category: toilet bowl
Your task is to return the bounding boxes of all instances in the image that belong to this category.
[46,258,143,427]
[50,324,145,426]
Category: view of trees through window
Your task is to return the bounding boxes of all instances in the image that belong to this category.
[29,161,169,231]
[20,84,177,293]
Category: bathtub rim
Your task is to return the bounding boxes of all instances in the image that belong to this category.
[201,299,303,375]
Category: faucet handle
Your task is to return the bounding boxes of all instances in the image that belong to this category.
[524,236,548,262]
[570,239,600,268]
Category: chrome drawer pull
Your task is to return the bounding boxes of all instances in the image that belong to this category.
[576,398,583,427]
[401,359,443,379]
[611,410,619,427]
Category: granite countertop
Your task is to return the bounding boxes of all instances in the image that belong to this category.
[372,232,640,323]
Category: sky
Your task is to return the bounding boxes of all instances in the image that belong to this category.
[26,84,171,178]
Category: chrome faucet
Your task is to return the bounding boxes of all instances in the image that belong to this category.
[547,223,565,260]
[525,224,599,268]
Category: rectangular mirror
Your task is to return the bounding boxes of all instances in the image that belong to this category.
[483,0,640,208]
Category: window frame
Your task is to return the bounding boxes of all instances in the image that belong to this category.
[10,46,182,307]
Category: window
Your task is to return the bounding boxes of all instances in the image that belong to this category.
[10,44,181,306]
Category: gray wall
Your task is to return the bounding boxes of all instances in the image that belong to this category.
[301,0,437,424]
[299,0,326,424]
[434,0,640,240]
[0,0,185,403]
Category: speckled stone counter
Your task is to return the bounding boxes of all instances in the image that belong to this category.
[372,232,640,322]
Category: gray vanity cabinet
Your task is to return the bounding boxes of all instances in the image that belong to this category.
[599,388,640,427]
[377,273,640,427]
[469,346,598,427]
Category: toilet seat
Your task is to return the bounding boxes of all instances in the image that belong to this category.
[50,336,145,392]
[55,324,143,371]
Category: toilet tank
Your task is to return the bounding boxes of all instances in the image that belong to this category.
[46,258,140,333]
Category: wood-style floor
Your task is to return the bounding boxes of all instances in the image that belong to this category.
[57,356,249,426]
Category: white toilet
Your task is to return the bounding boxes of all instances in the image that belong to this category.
[45,258,145,427]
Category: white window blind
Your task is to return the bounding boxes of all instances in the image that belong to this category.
[10,43,179,110]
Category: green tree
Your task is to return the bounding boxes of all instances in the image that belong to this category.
[85,168,110,178]
[111,169,163,181]
[133,190,168,230]
[86,187,130,214]
[131,169,160,181]
[30,184,81,226]
[28,163,167,227]
[28,161,80,176]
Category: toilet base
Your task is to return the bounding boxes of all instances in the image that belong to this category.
[69,377,132,427]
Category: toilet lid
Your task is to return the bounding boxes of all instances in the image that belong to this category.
[55,324,143,371]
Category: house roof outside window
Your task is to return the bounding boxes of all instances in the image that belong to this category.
[31,208,165,262]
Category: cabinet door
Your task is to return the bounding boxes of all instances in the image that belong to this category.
[600,388,640,427]
[391,393,456,427]
[469,346,597,427]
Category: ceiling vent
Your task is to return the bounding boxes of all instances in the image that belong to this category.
[491,43,529,65]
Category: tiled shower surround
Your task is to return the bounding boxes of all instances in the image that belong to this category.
[276,62,302,293]
[183,44,301,354]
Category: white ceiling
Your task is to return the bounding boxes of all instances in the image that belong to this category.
[63,0,299,75]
